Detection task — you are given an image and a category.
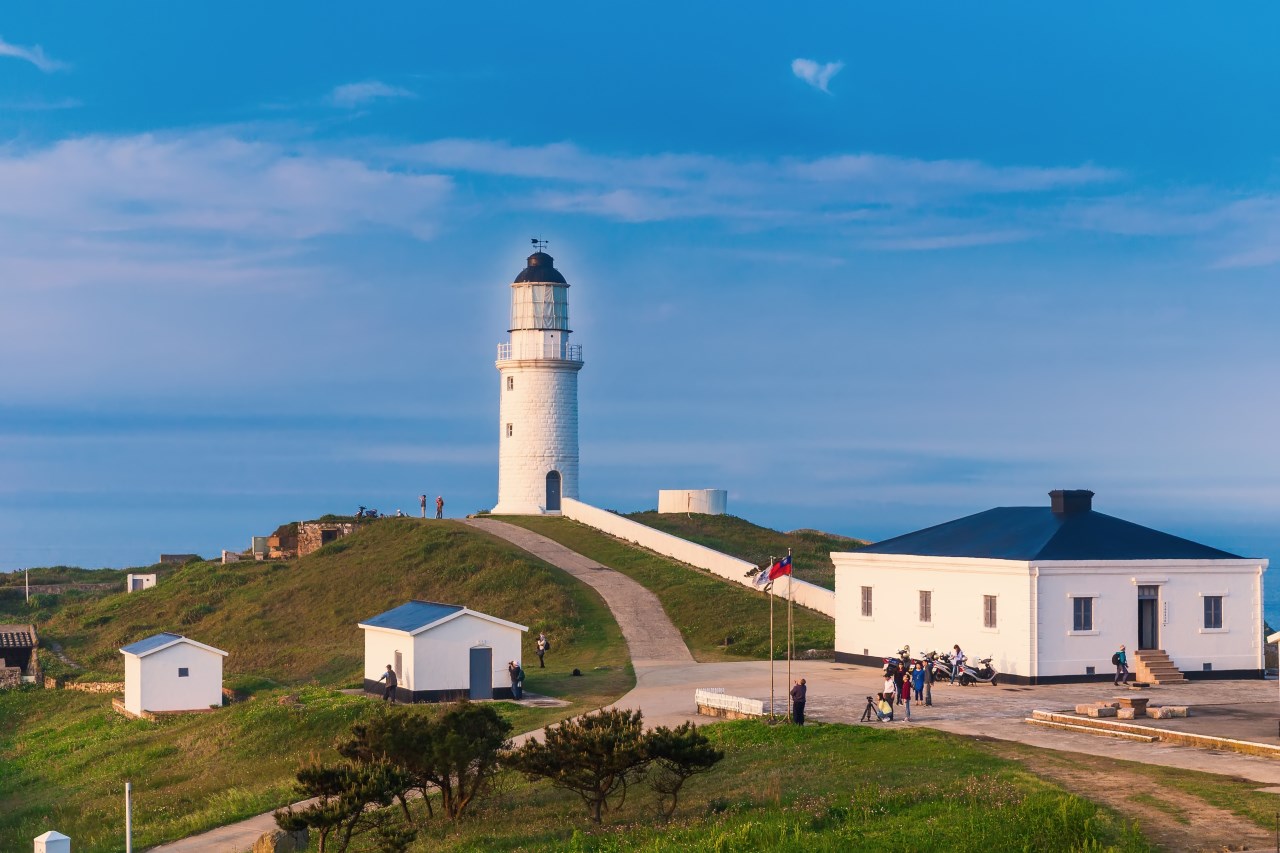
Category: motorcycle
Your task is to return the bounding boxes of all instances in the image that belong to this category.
[882,646,913,677]
[923,650,953,683]
[956,656,999,686]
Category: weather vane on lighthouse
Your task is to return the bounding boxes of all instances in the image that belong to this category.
[531,237,549,252]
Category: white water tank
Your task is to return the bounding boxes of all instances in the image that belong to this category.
[657,489,727,515]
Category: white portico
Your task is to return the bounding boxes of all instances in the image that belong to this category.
[492,246,583,515]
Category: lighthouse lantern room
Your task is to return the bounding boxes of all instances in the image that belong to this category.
[492,245,583,515]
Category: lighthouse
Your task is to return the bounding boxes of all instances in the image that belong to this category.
[491,245,583,514]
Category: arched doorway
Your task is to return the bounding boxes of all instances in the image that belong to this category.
[546,470,562,511]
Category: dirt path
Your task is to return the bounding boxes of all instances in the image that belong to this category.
[983,740,1274,852]
[463,518,695,666]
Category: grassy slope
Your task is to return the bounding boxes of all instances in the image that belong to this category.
[495,516,834,660]
[0,520,633,851]
[369,721,1147,852]
[626,511,866,590]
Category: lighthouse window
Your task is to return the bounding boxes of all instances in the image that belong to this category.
[507,377,514,391]
[506,423,513,437]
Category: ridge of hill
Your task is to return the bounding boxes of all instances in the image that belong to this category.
[625,511,866,590]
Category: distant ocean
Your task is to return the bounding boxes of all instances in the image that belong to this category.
[1265,584,1279,632]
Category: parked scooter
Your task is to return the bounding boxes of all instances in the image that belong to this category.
[924,650,953,683]
[956,656,999,686]
[882,646,913,677]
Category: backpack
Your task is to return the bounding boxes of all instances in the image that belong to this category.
[543,639,551,652]
[1111,652,1121,666]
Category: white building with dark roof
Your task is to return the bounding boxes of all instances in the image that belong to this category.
[834,490,1267,684]
[120,633,227,716]
[359,600,528,702]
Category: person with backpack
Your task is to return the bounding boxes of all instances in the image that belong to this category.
[536,632,550,668]
[509,660,526,699]
[1113,645,1129,685]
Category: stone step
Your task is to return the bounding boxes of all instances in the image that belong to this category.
[1025,718,1159,743]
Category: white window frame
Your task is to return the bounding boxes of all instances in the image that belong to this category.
[918,589,933,625]
[981,594,999,633]
[859,585,873,619]
[1199,592,1227,633]
[1068,593,1099,636]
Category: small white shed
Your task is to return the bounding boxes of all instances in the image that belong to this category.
[34,830,70,853]
[359,600,527,702]
[120,633,227,716]
[658,489,728,515]
[126,573,156,593]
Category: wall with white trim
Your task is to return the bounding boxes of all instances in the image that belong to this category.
[561,497,836,617]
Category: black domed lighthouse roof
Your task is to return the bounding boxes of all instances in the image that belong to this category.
[514,251,568,284]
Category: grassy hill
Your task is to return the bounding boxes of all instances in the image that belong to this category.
[0,519,633,850]
[626,511,866,590]
[496,516,835,660]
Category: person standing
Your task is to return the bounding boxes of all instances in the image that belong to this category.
[790,678,807,725]
[1113,644,1129,685]
[536,632,549,668]
[508,661,525,700]
[901,674,913,721]
[377,664,398,703]
[910,662,925,702]
[419,494,427,518]
[950,645,966,684]
[883,673,896,707]
[435,495,444,519]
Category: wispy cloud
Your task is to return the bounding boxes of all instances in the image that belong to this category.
[791,58,843,93]
[0,35,68,72]
[329,80,416,108]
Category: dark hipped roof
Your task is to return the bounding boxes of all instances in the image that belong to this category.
[361,600,464,633]
[514,251,568,284]
[859,506,1242,561]
[0,624,35,649]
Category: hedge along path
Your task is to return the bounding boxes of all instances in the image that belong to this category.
[463,518,695,667]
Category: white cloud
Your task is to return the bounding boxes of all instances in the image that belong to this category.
[329,80,416,108]
[0,35,68,72]
[791,58,843,93]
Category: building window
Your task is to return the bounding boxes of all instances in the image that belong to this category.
[983,595,997,629]
[1204,595,1223,629]
[507,376,514,391]
[178,667,189,678]
[506,423,513,437]
[919,590,931,623]
[860,586,873,617]
[1072,596,1093,632]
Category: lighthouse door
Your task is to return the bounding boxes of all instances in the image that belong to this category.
[546,471,562,511]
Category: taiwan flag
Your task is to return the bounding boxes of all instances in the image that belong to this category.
[767,555,793,581]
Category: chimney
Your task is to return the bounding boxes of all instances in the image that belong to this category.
[1050,489,1094,514]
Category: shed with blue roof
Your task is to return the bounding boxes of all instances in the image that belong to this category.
[120,632,227,716]
[358,600,528,702]
[833,490,1267,684]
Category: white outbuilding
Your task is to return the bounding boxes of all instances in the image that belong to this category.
[658,489,728,515]
[359,600,528,702]
[126,573,156,593]
[119,633,227,716]
[833,490,1267,684]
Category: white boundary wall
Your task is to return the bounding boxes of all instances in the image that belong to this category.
[561,497,836,617]
[695,687,764,717]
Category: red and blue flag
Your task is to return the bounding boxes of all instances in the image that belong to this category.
[767,555,793,581]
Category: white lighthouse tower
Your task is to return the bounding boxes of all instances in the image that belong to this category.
[491,245,583,515]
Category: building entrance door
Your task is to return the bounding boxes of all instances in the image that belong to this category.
[469,646,493,700]
[546,470,562,511]
[1138,585,1159,649]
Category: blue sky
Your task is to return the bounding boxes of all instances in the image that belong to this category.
[1,4,1278,592]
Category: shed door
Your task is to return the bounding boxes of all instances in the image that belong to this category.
[469,646,493,700]
[131,578,144,591]
[546,470,562,512]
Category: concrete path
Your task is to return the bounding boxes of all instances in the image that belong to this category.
[463,518,694,666]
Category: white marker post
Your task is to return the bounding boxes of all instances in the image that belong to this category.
[125,781,133,853]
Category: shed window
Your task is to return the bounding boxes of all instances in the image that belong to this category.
[983,595,997,629]
[1072,597,1093,631]
[506,423,513,438]
[507,376,514,391]
[1203,595,1223,629]
[860,586,873,617]
[919,590,931,623]
[178,667,189,678]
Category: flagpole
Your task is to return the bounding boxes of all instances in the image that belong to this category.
[786,547,793,721]
[768,555,775,719]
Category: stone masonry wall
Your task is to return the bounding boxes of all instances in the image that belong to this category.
[296,522,359,558]
[494,362,580,513]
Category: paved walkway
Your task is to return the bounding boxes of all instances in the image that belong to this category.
[463,518,694,666]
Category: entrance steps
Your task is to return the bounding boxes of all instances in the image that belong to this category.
[1131,649,1186,684]
[1025,710,1280,759]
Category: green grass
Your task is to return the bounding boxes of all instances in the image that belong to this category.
[359,721,1148,852]
[0,520,636,851]
[494,517,834,660]
[625,511,866,590]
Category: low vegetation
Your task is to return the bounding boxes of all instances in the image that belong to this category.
[626,511,865,590]
[494,516,835,660]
